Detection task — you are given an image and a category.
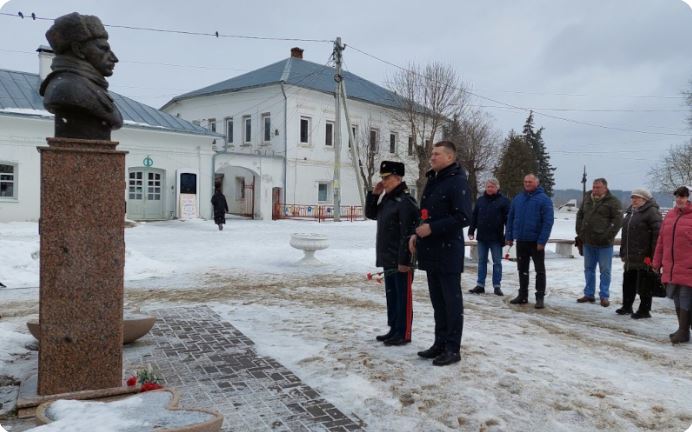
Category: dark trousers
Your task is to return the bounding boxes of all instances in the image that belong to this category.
[622,269,652,313]
[384,269,414,340]
[516,241,546,299]
[426,271,463,353]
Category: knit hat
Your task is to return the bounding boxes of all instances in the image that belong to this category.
[630,188,652,200]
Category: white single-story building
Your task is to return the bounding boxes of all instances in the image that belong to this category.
[0,48,220,223]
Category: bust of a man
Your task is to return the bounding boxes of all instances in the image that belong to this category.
[40,12,123,141]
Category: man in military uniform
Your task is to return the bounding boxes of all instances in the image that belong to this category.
[365,161,418,346]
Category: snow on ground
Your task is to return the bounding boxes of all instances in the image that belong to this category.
[1,217,691,431]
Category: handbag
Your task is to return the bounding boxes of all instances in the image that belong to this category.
[641,268,666,298]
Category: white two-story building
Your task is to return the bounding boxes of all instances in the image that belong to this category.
[161,48,420,220]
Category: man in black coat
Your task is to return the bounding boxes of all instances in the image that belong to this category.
[468,178,511,296]
[211,188,229,231]
[408,141,472,366]
[365,161,419,346]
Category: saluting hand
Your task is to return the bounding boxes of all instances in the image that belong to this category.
[373,181,385,195]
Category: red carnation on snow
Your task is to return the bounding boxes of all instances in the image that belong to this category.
[126,376,137,387]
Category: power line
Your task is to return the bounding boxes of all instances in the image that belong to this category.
[481,89,687,100]
[346,44,692,138]
[0,11,334,43]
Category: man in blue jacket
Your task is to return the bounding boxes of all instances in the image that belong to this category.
[408,141,472,366]
[506,174,554,309]
[468,178,511,296]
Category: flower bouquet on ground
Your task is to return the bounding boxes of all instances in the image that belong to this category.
[126,365,164,392]
[366,269,399,284]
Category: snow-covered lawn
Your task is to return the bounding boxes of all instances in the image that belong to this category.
[1,217,690,431]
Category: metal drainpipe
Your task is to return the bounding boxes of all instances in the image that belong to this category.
[281,82,288,209]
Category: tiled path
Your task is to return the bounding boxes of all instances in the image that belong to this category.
[125,306,364,432]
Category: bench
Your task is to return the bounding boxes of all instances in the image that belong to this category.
[466,238,622,261]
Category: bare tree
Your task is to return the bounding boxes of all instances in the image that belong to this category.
[445,111,501,203]
[386,62,469,199]
[648,140,692,192]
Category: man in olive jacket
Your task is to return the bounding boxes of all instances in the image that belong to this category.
[576,178,623,306]
[365,161,419,346]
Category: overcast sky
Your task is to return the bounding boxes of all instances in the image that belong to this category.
[2,0,691,191]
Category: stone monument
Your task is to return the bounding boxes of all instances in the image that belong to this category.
[37,12,126,395]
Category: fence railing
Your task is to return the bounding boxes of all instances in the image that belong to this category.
[279,204,364,222]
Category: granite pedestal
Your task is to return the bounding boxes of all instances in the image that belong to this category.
[37,137,127,395]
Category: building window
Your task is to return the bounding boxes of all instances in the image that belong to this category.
[350,125,358,149]
[318,182,331,203]
[262,113,271,143]
[300,116,311,144]
[369,128,379,152]
[225,117,233,144]
[128,171,143,200]
[408,136,414,156]
[243,115,252,144]
[208,118,216,133]
[325,121,334,147]
[0,163,17,199]
[389,133,397,154]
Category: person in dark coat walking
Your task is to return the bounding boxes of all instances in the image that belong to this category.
[365,161,419,346]
[506,174,554,309]
[468,178,511,296]
[575,178,623,307]
[211,188,229,231]
[408,141,472,366]
[618,188,661,319]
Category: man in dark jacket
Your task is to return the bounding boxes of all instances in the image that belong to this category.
[211,188,229,231]
[576,178,623,307]
[408,141,472,366]
[468,178,511,296]
[365,161,419,346]
[506,174,554,309]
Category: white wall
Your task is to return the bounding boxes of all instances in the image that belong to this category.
[0,114,215,222]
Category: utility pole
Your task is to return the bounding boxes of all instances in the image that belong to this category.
[332,37,344,221]
[340,80,365,207]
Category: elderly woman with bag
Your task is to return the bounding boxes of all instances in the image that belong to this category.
[618,188,661,319]
[653,186,692,344]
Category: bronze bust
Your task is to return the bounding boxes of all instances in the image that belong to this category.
[40,12,123,140]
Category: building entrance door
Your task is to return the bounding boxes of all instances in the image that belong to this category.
[128,168,165,220]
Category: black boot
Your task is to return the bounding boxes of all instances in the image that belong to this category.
[534,297,545,309]
[376,329,393,342]
[432,351,461,366]
[494,287,504,296]
[670,307,680,338]
[383,336,410,346]
[615,306,633,315]
[469,286,485,294]
[670,309,691,345]
[417,344,444,359]
[510,294,528,305]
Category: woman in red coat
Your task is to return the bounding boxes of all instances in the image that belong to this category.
[653,186,692,344]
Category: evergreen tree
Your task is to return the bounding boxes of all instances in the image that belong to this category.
[494,130,536,198]
[522,111,556,196]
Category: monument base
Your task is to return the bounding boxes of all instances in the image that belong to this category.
[16,374,137,419]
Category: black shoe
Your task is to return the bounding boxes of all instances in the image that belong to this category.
[383,337,410,346]
[535,298,545,309]
[375,330,393,342]
[432,351,461,366]
[494,287,504,296]
[509,296,528,305]
[417,345,444,359]
[469,286,485,294]
[615,307,633,315]
[631,311,651,319]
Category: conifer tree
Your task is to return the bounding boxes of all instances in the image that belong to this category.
[522,111,556,196]
[494,131,536,198]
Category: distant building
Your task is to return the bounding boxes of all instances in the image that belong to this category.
[0,47,220,223]
[161,48,421,220]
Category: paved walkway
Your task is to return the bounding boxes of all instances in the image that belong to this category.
[125,306,364,432]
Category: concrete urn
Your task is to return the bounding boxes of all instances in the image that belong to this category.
[289,233,329,265]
